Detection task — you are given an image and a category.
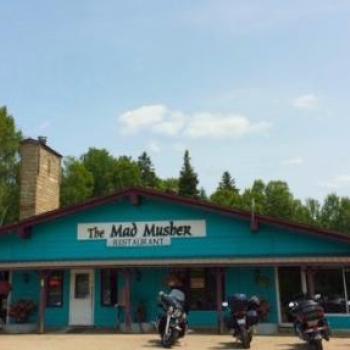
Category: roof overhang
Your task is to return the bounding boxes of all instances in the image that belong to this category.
[1,256,350,270]
[1,187,350,244]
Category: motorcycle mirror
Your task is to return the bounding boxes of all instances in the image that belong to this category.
[222,301,228,308]
[288,302,295,308]
[314,294,321,300]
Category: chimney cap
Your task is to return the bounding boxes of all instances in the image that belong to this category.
[21,138,63,158]
[38,136,47,144]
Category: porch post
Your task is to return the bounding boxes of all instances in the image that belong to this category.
[306,268,315,296]
[5,271,13,325]
[38,271,47,334]
[124,269,132,332]
[216,267,224,334]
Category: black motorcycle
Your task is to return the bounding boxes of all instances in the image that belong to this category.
[156,290,187,348]
[288,294,330,350]
[222,294,260,349]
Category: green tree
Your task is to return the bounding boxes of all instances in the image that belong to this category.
[0,106,22,225]
[178,150,199,198]
[319,193,341,230]
[137,152,158,188]
[218,171,239,193]
[108,156,141,192]
[304,198,321,225]
[210,171,240,207]
[81,148,115,196]
[338,197,350,233]
[60,157,94,207]
[240,180,266,214]
[157,178,179,193]
[264,181,294,220]
[292,199,314,225]
[199,187,208,200]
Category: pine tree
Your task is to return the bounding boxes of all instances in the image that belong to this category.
[217,171,239,193]
[210,171,240,207]
[137,152,158,188]
[199,187,208,200]
[178,150,199,198]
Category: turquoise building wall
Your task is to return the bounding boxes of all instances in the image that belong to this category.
[0,198,349,263]
[2,196,350,330]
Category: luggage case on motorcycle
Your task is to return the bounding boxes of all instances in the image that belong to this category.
[294,300,324,321]
[228,294,248,312]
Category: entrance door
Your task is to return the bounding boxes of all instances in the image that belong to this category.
[69,269,94,326]
[277,267,303,324]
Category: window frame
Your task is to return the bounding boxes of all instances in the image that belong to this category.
[183,268,223,311]
[100,269,118,307]
[319,266,350,317]
[46,270,64,308]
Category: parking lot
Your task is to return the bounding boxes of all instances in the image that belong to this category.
[0,334,348,350]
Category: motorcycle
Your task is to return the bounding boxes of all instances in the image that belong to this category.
[288,294,331,350]
[156,290,187,348]
[222,294,261,349]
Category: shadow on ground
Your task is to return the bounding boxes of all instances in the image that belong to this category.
[208,341,246,349]
[279,344,309,350]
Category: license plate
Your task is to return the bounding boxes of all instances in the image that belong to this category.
[237,318,246,325]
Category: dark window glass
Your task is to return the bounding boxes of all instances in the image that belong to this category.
[313,268,346,313]
[188,269,221,311]
[278,267,302,322]
[47,271,64,307]
[75,273,90,299]
[101,269,118,306]
[345,269,350,313]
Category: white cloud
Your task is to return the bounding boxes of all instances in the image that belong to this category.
[184,113,271,139]
[281,156,304,166]
[119,105,167,134]
[147,141,161,153]
[152,111,186,136]
[292,94,319,110]
[118,104,271,139]
[319,174,350,189]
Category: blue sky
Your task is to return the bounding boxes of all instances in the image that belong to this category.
[1,1,350,200]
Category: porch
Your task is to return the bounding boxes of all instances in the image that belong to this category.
[1,264,350,333]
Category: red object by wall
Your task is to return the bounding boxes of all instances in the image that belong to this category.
[0,281,11,297]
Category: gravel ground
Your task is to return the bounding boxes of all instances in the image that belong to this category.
[0,334,348,350]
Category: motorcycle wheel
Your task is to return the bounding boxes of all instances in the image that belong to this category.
[161,329,177,349]
[311,339,323,350]
[240,328,251,349]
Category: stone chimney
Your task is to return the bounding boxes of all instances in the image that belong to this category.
[19,137,62,220]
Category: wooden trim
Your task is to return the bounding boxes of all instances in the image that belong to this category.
[38,271,47,334]
[216,267,224,334]
[1,187,350,245]
[1,256,350,270]
[124,269,132,332]
[5,271,12,325]
[274,267,282,325]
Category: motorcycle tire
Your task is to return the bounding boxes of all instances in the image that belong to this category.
[240,328,251,349]
[311,339,323,350]
[161,329,177,349]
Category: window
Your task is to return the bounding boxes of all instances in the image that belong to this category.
[345,270,350,313]
[178,268,222,311]
[101,269,118,307]
[313,268,346,314]
[46,271,64,307]
[74,273,90,299]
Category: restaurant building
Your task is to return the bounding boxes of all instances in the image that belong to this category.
[0,138,350,333]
